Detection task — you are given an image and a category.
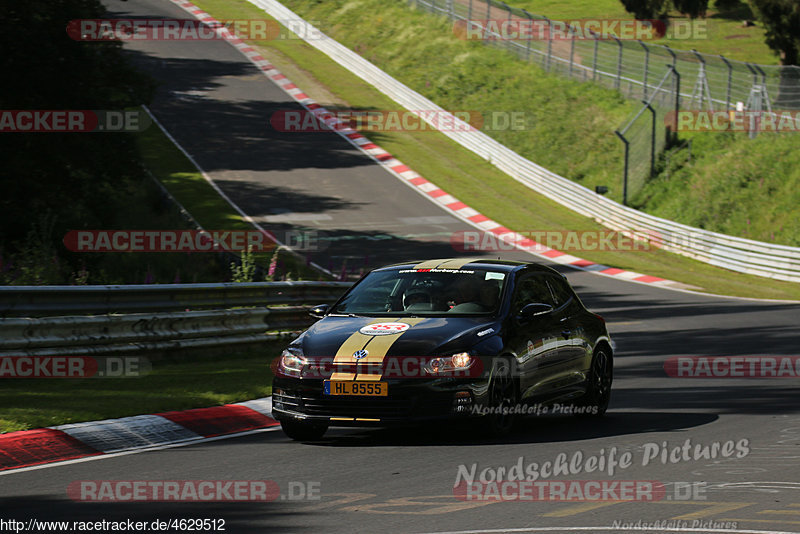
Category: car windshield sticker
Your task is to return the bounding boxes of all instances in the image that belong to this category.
[398,269,475,274]
[485,272,505,281]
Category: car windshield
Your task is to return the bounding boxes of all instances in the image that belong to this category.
[331,267,507,316]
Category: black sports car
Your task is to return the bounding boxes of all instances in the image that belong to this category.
[272,258,613,440]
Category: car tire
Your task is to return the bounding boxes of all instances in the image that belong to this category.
[577,347,612,417]
[280,420,328,441]
[481,357,518,436]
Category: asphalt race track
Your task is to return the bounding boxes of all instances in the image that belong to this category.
[3,1,800,532]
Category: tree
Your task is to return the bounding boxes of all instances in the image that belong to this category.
[619,0,710,19]
[672,0,709,18]
[619,0,669,19]
[749,0,800,65]
[0,0,155,283]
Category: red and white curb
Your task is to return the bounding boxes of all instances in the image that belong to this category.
[0,398,277,472]
[169,0,682,289]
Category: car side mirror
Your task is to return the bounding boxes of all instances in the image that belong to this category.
[308,304,330,319]
[516,302,553,323]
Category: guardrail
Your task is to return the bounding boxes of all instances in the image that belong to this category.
[246,0,800,283]
[0,282,353,357]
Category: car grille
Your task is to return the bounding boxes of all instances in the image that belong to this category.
[301,395,414,418]
[274,390,452,419]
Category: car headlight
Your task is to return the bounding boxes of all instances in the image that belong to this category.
[424,352,473,374]
[279,348,307,377]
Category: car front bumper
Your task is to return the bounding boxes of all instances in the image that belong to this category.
[272,376,490,426]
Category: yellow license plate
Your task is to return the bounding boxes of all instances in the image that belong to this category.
[324,381,388,396]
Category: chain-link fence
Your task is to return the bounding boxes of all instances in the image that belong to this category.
[408,0,800,200]
[615,67,678,204]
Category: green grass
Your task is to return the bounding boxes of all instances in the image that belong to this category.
[637,131,800,242]
[136,114,326,280]
[503,0,777,65]
[0,347,280,433]
[188,0,800,299]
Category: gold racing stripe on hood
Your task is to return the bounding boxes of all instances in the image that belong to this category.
[329,372,356,380]
[329,319,391,381]
[331,318,425,381]
[331,318,397,365]
[413,258,482,270]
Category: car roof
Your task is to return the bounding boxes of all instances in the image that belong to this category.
[376,258,561,275]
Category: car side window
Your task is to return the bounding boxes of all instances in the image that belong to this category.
[511,275,554,314]
[546,275,574,309]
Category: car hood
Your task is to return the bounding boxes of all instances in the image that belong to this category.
[299,315,498,358]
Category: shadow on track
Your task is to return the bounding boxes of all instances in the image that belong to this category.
[302,412,718,448]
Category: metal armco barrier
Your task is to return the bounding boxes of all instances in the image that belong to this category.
[0,281,352,317]
[0,282,353,357]
[247,0,800,283]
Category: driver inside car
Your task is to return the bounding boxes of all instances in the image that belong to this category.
[403,287,433,311]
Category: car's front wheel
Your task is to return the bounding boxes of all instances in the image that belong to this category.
[482,357,518,436]
[280,419,328,441]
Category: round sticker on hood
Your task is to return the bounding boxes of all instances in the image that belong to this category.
[359,322,411,336]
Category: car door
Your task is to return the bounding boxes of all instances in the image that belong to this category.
[543,274,592,395]
[507,273,564,403]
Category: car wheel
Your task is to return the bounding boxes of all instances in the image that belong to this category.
[482,358,518,436]
[280,419,328,441]
[578,347,612,417]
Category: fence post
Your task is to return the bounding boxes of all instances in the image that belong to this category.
[448,0,454,18]
[661,46,678,144]
[744,62,759,138]
[645,101,656,178]
[486,0,491,21]
[569,27,576,77]
[639,40,649,101]
[615,131,630,206]
[663,44,677,72]
[746,62,758,88]
[671,65,681,146]
[690,49,712,110]
[504,1,512,52]
[544,16,552,72]
[468,0,472,21]
[522,9,533,62]
[613,35,623,91]
[755,64,772,112]
[592,31,599,82]
[719,54,733,110]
